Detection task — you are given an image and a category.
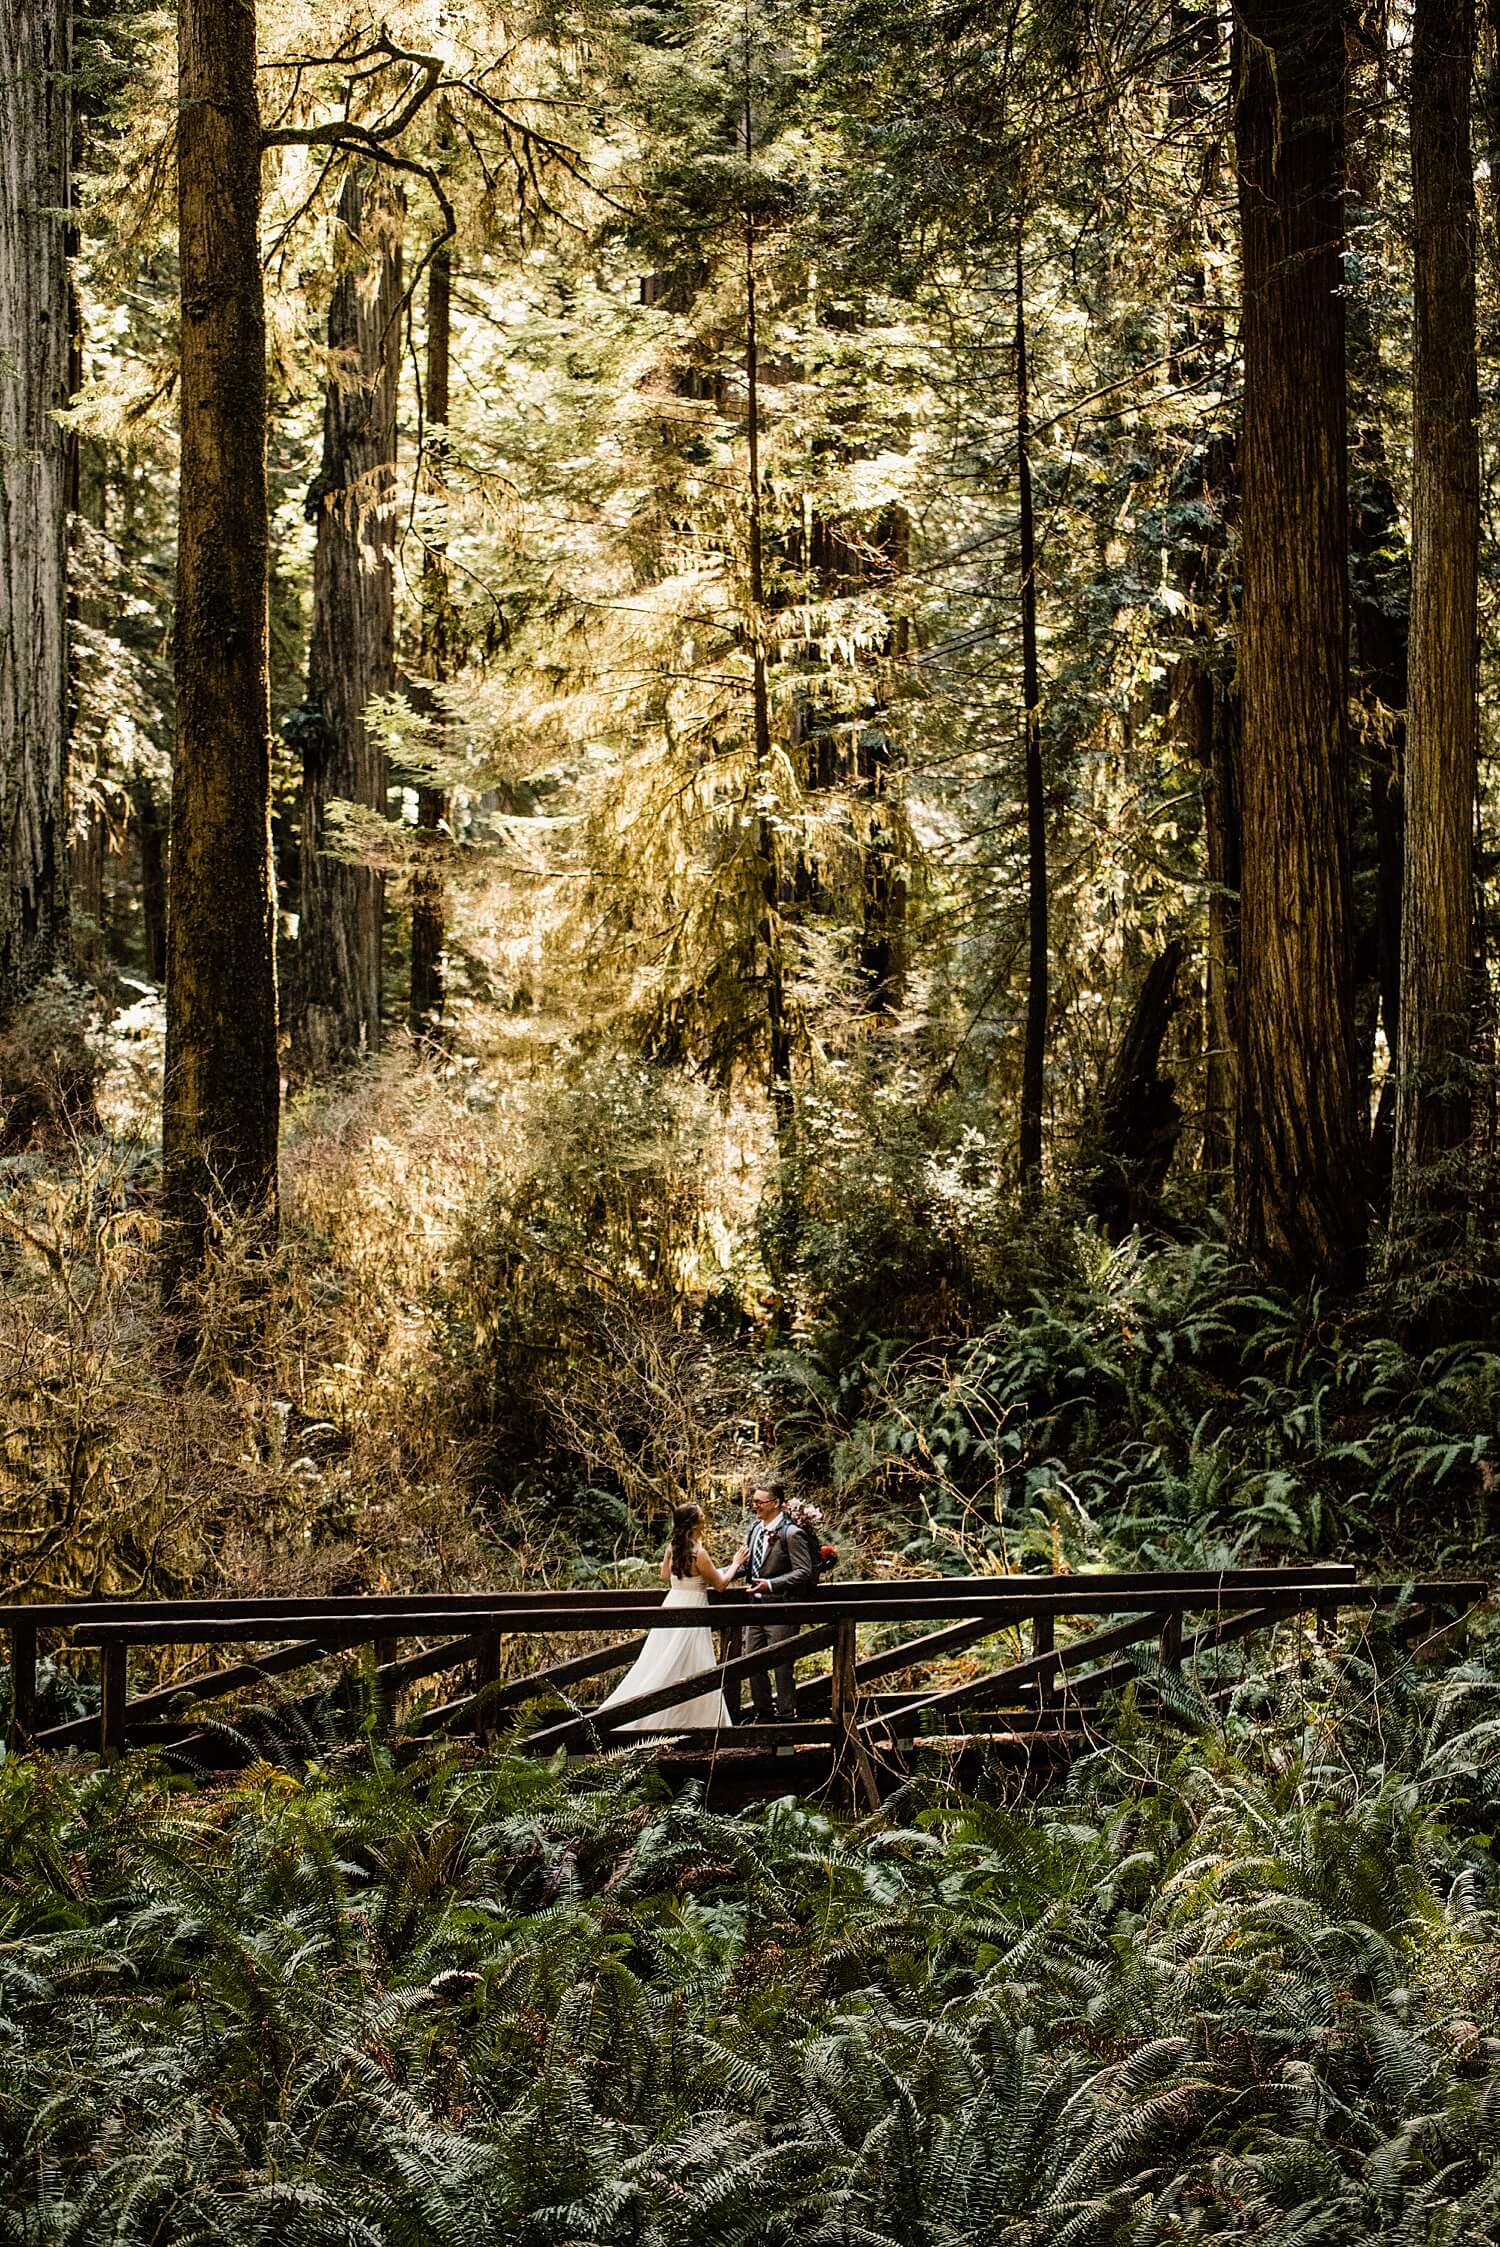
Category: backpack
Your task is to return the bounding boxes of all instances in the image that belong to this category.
[786,1511,838,1583]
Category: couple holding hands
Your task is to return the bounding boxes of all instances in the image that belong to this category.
[597,1479,821,1732]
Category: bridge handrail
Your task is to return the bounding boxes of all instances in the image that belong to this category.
[0,1562,1360,1632]
[2,1570,1487,1767]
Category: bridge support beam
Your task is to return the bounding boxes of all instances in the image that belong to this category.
[830,1618,880,1812]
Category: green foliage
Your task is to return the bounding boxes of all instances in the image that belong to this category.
[763,1226,1500,1573]
[437,1063,761,1547]
[0,973,106,1151]
[766,1075,1077,1336]
[5,1633,1500,2240]
[445,1062,720,1368]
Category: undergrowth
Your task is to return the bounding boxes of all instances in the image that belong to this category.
[2,1048,1498,1613]
[762,1231,1500,1578]
[3,1625,1500,2241]
[0,1057,495,1608]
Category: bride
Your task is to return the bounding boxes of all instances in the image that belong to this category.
[595,1501,743,1733]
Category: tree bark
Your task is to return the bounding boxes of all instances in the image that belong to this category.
[744,200,792,1145]
[162,0,279,1283]
[410,234,450,1040]
[1088,938,1188,1235]
[1016,225,1047,1202]
[1346,2,1408,1216]
[295,166,401,1072]
[1393,0,1479,1229]
[1169,414,1239,1182]
[1178,655,1240,1177]
[0,0,69,1012]
[1348,440,1407,1210]
[1231,0,1364,1288]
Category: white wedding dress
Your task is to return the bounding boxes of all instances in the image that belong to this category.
[594,1571,732,1732]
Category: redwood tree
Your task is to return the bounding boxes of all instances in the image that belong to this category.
[0,0,69,1012]
[295,167,402,1071]
[1393,0,1479,1230]
[1231,0,1364,1288]
[161,0,280,1283]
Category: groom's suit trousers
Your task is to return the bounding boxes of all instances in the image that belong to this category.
[745,1617,797,1721]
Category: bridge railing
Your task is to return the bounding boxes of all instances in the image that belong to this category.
[0,1567,1486,1797]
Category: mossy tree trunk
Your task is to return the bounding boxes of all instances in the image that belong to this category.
[162,0,279,1284]
[1393,0,1479,1233]
[1231,0,1365,1288]
[295,166,401,1073]
[0,0,69,1013]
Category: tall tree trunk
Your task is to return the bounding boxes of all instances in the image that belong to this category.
[1393,0,1479,1230]
[1087,937,1188,1234]
[1016,226,1047,1201]
[1202,681,1241,1178]
[1347,3,1408,1217]
[1178,654,1240,1177]
[1231,0,1364,1288]
[70,805,103,962]
[1348,438,1407,1210]
[857,718,907,1017]
[162,0,279,1283]
[744,200,792,1144]
[0,0,69,1012]
[295,167,401,1073]
[1164,13,1238,1184]
[409,234,451,1041]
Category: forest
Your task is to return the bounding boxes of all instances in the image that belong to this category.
[4,0,1500,2237]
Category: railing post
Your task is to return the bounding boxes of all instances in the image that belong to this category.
[830,1616,879,1812]
[100,1644,127,1759]
[1159,1609,1183,1671]
[9,1622,37,1750]
[473,1628,502,1746]
[372,1634,399,1735]
[721,1623,743,1723]
[1033,1609,1057,1711]
[830,1616,855,1774]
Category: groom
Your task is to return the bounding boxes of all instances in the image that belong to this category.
[728,1479,819,1722]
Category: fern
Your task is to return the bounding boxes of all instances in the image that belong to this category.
[7,1634,1500,2240]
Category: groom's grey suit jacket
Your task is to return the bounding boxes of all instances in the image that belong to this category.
[736,1517,819,1599]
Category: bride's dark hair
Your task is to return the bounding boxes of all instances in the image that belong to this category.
[670,1500,704,1580]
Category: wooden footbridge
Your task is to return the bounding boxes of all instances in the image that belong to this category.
[1,1566,1487,1804]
